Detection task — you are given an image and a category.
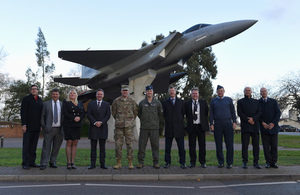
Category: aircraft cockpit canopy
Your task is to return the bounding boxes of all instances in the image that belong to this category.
[182,24,211,34]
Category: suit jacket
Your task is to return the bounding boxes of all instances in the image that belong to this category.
[87,100,111,140]
[162,97,185,138]
[237,96,262,133]
[259,97,281,134]
[62,100,86,128]
[185,99,209,133]
[41,100,64,134]
[21,94,43,131]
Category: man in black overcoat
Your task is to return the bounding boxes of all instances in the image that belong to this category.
[162,86,186,169]
[185,87,209,168]
[237,87,262,169]
[21,84,43,169]
[87,89,111,169]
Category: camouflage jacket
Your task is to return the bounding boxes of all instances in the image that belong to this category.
[112,96,138,128]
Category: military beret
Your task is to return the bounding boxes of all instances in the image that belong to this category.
[217,85,224,91]
[145,85,153,91]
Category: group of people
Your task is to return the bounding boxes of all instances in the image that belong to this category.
[20,83,281,170]
[210,85,281,169]
[21,85,86,170]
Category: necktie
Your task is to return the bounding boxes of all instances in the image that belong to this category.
[264,99,267,103]
[172,98,175,105]
[193,101,198,120]
[97,101,101,110]
[54,101,58,124]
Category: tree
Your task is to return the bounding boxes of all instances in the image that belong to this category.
[277,71,300,116]
[180,47,217,101]
[0,46,9,101]
[35,27,55,100]
[0,80,30,121]
[0,67,40,121]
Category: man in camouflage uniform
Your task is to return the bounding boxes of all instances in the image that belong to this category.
[112,85,138,170]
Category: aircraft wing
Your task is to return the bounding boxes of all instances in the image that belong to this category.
[53,77,90,86]
[58,50,138,70]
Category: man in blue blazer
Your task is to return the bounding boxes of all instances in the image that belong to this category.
[87,89,111,169]
[185,87,209,168]
[40,89,64,170]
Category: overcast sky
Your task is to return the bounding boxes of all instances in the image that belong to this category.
[1,0,299,97]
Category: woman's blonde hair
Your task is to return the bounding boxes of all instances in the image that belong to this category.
[66,89,78,105]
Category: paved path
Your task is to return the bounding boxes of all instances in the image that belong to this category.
[1,165,300,181]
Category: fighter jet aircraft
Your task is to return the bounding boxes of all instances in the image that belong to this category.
[55,20,257,101]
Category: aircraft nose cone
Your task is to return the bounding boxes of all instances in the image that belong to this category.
[222,20,258,39]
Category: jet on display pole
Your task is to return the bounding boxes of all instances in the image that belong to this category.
[55,20,257,101]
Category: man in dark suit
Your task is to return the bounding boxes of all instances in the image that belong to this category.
[21,84,43,169]
[40,89,64,170]
[87,89,111,169]
[162,86,186,169]
[185,87,209,168]
[259,87,281,168]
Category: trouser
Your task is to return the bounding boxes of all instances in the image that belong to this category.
[90,139,106,166]
[261,133,278,165]
[242,131,260,163]
[188,124,206,164]
[138,129,159,164]
[40,127,63,166]
[214,122,234,165]
[114,127,134,160]
[165,136,185,164]
[22,130,40,166]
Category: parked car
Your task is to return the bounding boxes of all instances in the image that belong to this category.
[279,125,297,132]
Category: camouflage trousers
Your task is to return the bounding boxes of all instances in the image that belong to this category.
[114,127,134,160]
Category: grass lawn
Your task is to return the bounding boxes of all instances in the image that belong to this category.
[205,133,300,148]
[1,148,300,167]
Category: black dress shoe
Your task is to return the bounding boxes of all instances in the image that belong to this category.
[88,165,95,169]
[201,164,206,168]
[253,163,261,169]
[29,163,40,168]
[180,163,187,169]
[40,165,46,170]
[164,163,170,168]
[271,163,278,168]
[242,163,248,169]
[227,164,232,169]
[22,165,29,170]
[71,163,77,169]
[218,163,224,168]
[101,165,108,169]
[265,164,271,168]
[189,163,195,168]
[49,163,57,168]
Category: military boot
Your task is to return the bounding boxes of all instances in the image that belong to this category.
[128,159,134,170]
[114,159,122,169]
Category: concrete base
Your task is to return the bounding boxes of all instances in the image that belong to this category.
[107,69,157,141]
